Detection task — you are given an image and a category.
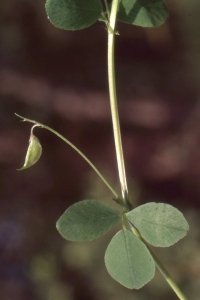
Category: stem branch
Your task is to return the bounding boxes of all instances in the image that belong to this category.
[15,113,120,200]
[103,0,110,18]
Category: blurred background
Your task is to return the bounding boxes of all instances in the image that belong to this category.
[0,0,200,299]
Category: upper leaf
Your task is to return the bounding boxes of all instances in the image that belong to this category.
[127,203,189,247]
[105,229,155,289]
[117,0,169,27]
[56,199,121,241]
[45,0,103,30]
[17,134,42,171]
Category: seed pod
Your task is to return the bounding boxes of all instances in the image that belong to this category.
[18,133,42,171]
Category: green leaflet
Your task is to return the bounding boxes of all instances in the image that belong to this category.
[127,203,189,247]
[56,199,121,242]
[117,0,169,28]
[18,133,42,170]
[105,229,155,289]
[45,0,103,31]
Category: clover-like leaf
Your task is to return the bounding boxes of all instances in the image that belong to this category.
[57,199,121,242]
[117,0,169,27]
[105,229,155,289]
[45,0,103,31]
[127,203,189,247]
[18,133,42,171]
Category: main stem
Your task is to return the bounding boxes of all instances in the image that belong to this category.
[108,0,128,204]
[107,2,188,300]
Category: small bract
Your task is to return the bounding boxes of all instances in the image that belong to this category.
[18,133,42,170]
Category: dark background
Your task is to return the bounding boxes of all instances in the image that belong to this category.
[0,1,200,299]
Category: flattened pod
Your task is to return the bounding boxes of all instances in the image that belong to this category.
[18,134,42,171]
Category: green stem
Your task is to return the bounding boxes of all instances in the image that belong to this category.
[151,253,188,300]
[108,0,128,204]
[15,113,120,200]
[107,2,188,299]
[128,222,188,300]
[103,0,110,18]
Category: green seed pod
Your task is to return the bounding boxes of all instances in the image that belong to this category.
[18,131,42,171]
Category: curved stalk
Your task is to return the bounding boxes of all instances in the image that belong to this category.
[15,113,120,200]
[108,0,128,204]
